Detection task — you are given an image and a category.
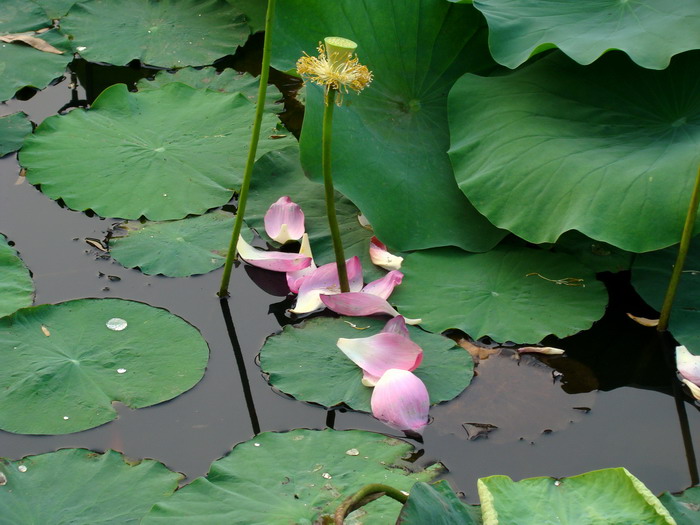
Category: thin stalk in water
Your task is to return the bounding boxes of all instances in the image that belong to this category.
[218,0,276,297]
[333,483,408,524]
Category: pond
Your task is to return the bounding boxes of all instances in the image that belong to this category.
[1,0,700,523]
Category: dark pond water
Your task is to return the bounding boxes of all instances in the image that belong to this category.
[0,50,698,505]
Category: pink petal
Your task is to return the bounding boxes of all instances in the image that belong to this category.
[371,369,430,434]
[676,345,700,385]
[381,315,410,338]
[237,236,312,272]
[289,256,363,314]
[264,196,305,244]
[286,234,317,293]
[369,236,403,270]
[320,293,422,325]
[337,332,423,380]
[361,270,403,299]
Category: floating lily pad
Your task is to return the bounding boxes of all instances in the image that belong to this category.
[272,0,506,252]
[550,231,633,274]
[467,0,700,70]
[110,211,253,277]
[398,481,481,524]
[246,148,384,282]
[60,0,249,68]
[0,0,51,33]
[0,112,32,157]
[0,234,34,318]
[0,449,182,523]
[659,486,700,525]
[632,236,700,354]
[478,468,675,524]
[20,82,295,220]
[0,298,209,434]
[143,429,442,524]
[449,51,700,253]
[391,245,607,343]
[0,29,72,102]
[137,68,282,111]
[260,316,473,412]
[232,0,268,34]
[34,0,76,19]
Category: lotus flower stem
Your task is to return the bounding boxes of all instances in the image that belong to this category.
[333,483,408,524]
[658,165,700,331]
[218,0,276,298]
[322,88,350,292]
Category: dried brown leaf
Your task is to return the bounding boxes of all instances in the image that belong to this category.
[0,31,64,54]
[626,313,659,327]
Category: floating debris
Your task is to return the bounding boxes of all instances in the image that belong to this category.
[345,449,360,456]
[117,368,127,374]
[462,422,498,440]
[17,465,27,473]
[106,318,127,331]
[41,325,50,337]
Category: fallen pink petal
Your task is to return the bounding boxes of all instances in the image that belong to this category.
[237,236,312,273]
[286,234,317,293]
[290,256,363,314]
[517,346,565,355]
[361,270,403,300]
[371,369,430,434]
[320,292,421,324]
[369,236,403,270]
[264,196,305,244]
[676,345,700,386]
[380,315,411,338]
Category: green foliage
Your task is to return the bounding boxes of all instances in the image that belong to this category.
[0,112,32,156]
[260,316,473,411]
[33,0,76,19]
[0,298,209,434]
[398,481,482,524]
[659,486,700,525]
[143,429,442,524]
[0,0,50,33]
[0,234,34,318]
[0,449,182,524]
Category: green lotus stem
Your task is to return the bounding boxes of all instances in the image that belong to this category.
[333,483,408,524]
[218,0,276,298]
[657,165,700,331]
[322,88,350,292]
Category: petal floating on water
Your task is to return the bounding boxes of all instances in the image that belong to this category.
[371,369,429,434]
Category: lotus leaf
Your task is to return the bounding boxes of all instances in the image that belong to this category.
[272,0,506,252]
[466,0,700,70]
[60,0,249,68]
[0,112,32,157]
[0,298,209,434]
[397,481,481,524]
[0,449,182,524]
[449,51,700,253]
[34,0,76,19]
[659,486,700,525]
[246,148,384,282]
[230,0,268,34]
[478,468,675,524]
[550,231,632,274]
[260,316,473,411]
[20,82,295,220]
[391,244,607,343]
[631,236,700,354]
[110,211,253,277]
[0,29,72,102]
[0,0,50,33]
[0,234,34,318]
[143,429,442,524]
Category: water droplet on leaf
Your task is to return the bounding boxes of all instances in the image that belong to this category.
[106,318,127,331]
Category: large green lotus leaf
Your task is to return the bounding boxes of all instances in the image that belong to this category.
[271,0,506,252]
[397,481,481,524]
[466,0,700,70]
[110,211,253,277]
[0,234,34,318]
[0,112,32,157]
[0,449,182,524]
[143,429,442,524]
[246,147,384,283]
[631,236,700,355]
[60,0,249,68]
[260,316,473,412]
[449,51,700,253]
[228,0,267,33]
[477,468,675,525]
[550,231,633,274]
[0,0,50,33]
[391,245,607,343]
[137,67,282,112]
[34,0,76,19]
[0,298,209,434]
[659,486,700,525]
[20,82,295,220]
[0,29,72,102]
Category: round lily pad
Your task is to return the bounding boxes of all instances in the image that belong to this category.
[391,245,608,343]
[60,0,249,68]
[260,316,473,412]
[20,82,295,220]
[398,481,481,524]
[659,485,700,524]
[143,429,442,524]
[0,112,32,156]
[0,298,209,434]
[0,234,34,318]
[0,0,50,33]
[0,449,182,523]
[109,211,252,277]
[33,0,76,19]
[478,468,675,525]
